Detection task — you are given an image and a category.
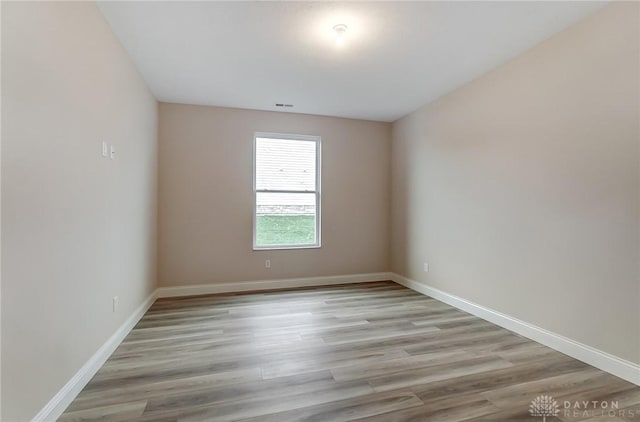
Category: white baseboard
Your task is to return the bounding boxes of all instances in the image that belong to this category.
[391,273,640,386]
[32,273,392,421]
[32,290,158,422]
[34,271,638,422]
[157,272,394,298]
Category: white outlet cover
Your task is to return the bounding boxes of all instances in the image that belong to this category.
[101,141,108,157]
[110,145,116,160]
[423,263,429,272]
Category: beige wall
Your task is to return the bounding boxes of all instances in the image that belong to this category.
[1,2,158,420]
[391,2,640,364]
[159,103,390,286]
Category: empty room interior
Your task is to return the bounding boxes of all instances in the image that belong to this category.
[2,1,640,421]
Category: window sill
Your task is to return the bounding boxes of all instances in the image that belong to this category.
[253,244,321,251]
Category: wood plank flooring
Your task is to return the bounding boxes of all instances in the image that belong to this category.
[60,281,640,422]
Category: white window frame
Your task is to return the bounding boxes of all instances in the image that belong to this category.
[253,132,322,250]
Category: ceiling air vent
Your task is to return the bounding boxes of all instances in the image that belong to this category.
[275,103,294,108]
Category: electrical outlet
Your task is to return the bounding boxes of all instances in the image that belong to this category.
[265,259,271,269]
[101,141,108,158]
[423,262,429,272]
[110,144,116,160]
[112,296,119,313]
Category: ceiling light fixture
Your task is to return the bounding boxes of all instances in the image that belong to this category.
[333,24,348,45]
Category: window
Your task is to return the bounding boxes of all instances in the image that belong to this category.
[253,132,321,250]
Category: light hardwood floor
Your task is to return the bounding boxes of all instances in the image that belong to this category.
[60,281,640,421]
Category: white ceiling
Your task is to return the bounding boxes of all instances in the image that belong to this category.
[98,1,606,122]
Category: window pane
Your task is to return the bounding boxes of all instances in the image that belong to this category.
[256,137,316,191]
[255,192,316,246]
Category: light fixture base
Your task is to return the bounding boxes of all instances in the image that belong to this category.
[333,24,348,45]
[333,24,348,33]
